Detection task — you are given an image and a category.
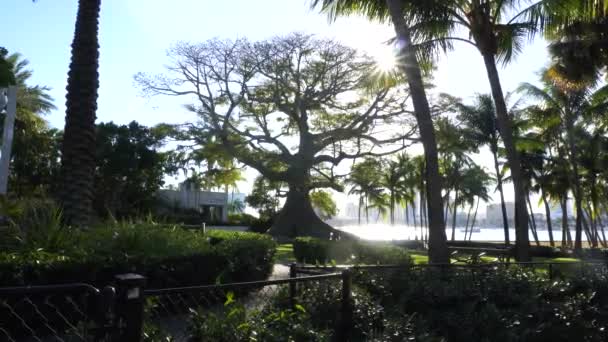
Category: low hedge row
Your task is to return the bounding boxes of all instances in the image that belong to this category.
[293,237,411,265]
[0,224,276,288]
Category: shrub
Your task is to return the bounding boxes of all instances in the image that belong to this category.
[0,223,276,287]
[187,293,329,341]
[355,267,608,342]
[293,237,411,265]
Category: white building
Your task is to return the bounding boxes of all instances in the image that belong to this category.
[158,183,228,222]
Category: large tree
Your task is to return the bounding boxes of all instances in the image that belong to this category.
[59,0,102,227]
[312,0,450,262]
[137,34,415,239]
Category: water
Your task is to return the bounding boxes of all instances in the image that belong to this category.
[336,223,580,242]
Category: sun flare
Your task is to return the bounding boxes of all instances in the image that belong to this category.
[371,45,398,73]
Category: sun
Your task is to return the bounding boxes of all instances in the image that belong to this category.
[371,45,398,73]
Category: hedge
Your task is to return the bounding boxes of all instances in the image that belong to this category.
[293,237,411,265]
[0,223,276,288]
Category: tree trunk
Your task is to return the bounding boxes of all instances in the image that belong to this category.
[60,0,101,227]
[444,189,450,226]
[564,115,584,251]
[464,204,472,241]
[492,147,510,245]
[269,186,340,239]
[390,191,395,225]
[469,198,480,241]
[365,195,369,224]
[411,203,417,239]
[482,53,530,261]
[541,189,555,247]
[526,194,540,246]
[405,203,409,225]
[561,196,571,248]
[451,190,458,241]
[386,0,448,263]
[358,196,363,225]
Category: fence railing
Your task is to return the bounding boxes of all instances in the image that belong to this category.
[2,260,606,341]
[0,271,354,342]
[143,271,349,341]
[0,283,116,341]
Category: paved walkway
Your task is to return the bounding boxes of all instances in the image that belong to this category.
[269,264,290,280]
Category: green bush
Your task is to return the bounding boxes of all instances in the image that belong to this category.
[187,293,329,341]
[355,267,608,342]
[293,237,411,265]
[0,223,276,287]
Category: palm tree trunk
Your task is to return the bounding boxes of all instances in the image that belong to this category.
[561,196,572,248]
[444,189,451,226]
[469,198,480,241]
[526,194,540,246]
[386,0,448,263]
[596,211,608,247]
[580,211,594,247]
[464,204,472,241]
[412,203,418,239]
[60,0,102,227]
[482,53,530,261]
[564,114,584,251]
[492,146,510,245]
[541,189,555,247]
[390,192,395,225]
[451,190,458,241]
[365,195,369,224]
[358,196,362,225]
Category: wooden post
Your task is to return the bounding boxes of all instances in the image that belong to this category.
[338,268,353,341]
[115,274,146,341]
[289,262,297,308]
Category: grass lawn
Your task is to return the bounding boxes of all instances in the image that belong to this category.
[275,243,295,264]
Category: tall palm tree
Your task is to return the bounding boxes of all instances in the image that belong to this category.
[59,0,102,227]
[312,0,449,263]
[399,0,568,260]
[518,73,608,251]
[444,93,512,245]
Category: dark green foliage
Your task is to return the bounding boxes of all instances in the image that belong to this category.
[94,121,170,218]
[293,237,411,265]
[188,297,329,342]
[0,224,276,287]
[355,267,608,342]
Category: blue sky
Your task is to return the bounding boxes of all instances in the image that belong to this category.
[2,0,551,210]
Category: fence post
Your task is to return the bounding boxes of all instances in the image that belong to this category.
[548,263,554,281]
[338,268,353,342]
[289,262,297,308]
[115,274,146,342]
[202,222,206,234]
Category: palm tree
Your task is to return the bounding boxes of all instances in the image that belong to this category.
[312,0,449,263]
[348,158,383,224]
[382,159,405,225]
[459,164,493,240]
[400,0,564,260]
[445,93,512,245]
[518,72,608,251]
[59,0,102,227]
[3,52,55,121]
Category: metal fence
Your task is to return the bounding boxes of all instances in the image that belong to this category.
[2,261,606,341]
[143,272,347,341]
[0,283,116,342]
[0,271,353,342]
